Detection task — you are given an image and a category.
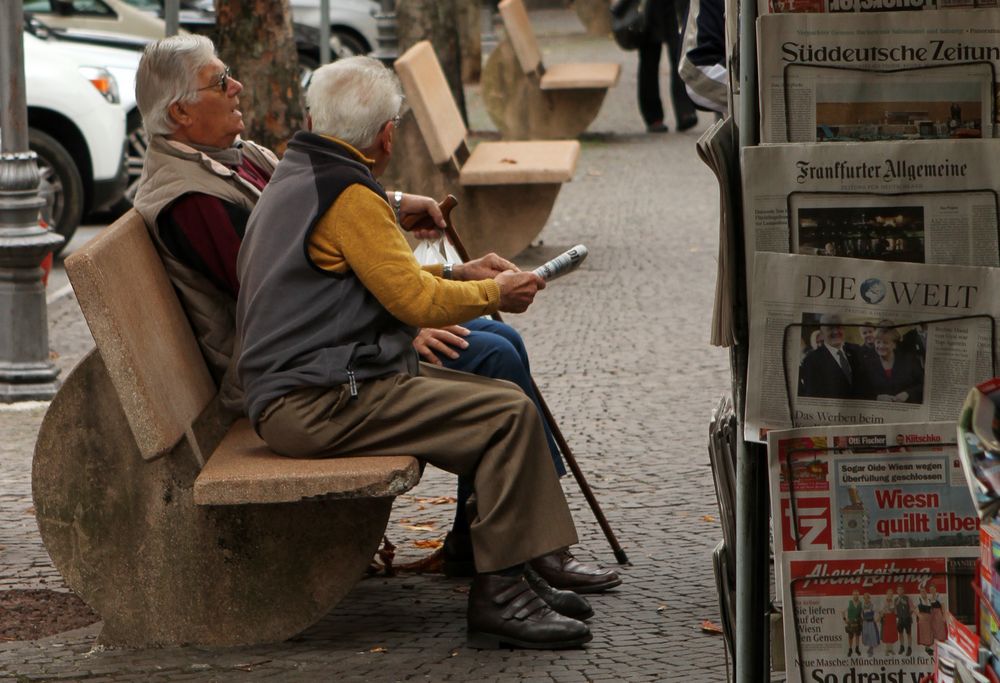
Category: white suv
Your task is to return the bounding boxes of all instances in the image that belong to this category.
[23,31,128,245]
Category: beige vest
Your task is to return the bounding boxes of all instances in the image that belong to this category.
[132,136,278,410]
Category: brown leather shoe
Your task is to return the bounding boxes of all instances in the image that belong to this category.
[467,574,592,649]
[530,550,622,594]
[525,566,594,620]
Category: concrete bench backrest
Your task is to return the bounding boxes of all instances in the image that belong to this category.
[64,209,217,461]
[394,41,469,166]
[498,0,544,76]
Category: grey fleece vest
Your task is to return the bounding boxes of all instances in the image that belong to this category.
[132,136,278,409]
[236,132,419,426]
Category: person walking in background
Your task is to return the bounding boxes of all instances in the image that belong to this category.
[638,0,698,133]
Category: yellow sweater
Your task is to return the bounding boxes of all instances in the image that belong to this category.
[306,141,500,327]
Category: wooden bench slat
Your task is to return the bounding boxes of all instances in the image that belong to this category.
[193,420,422,505]
[540,63,622,91]
[499,0,543,75]
[395,40,468,166]
[459,140,580,186]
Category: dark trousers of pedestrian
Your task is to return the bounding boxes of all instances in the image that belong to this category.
[638,0,697,128]
[442,317,565,537]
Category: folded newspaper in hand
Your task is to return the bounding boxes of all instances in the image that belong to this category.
[532,245,588,282]
[957,378,1000,521]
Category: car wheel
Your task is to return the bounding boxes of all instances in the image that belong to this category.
[30,128,84,251]
[124,109,148,204]
[332,29,369,57]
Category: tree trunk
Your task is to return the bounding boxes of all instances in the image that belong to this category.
[456,0,481,84]
[396,0,467,123]
[213,0,304,155]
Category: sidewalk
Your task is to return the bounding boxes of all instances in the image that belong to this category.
[0,9,733,681]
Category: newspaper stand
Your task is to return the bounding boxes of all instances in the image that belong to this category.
[723,0,1000,680]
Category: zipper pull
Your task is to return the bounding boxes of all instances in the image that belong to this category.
[347,369,358,399]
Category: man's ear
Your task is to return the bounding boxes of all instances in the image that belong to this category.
[306,113,313,131]
[168,100,192,130]
[381,121,393,155]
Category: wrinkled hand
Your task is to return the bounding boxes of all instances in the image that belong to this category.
[495,270,544,313]
[459,253,519,281]
[399,193,445,239]
[412,325,470,365]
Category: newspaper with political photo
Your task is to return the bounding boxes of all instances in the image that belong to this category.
[741,139,1000,285]
[780,548,978,683]
[767,422,979,590]
[744,252,998,443]
[778,63,994,145]
[757,10,1000,143]
[761,0,995,17]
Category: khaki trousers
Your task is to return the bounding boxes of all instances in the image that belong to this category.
[256,362,578,573]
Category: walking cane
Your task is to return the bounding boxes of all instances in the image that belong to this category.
[401,195,630,565]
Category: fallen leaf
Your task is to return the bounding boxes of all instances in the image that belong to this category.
[701,620,724,634]
[402,523,436,532]
[24,507,34,516]
[415,496,456,505]
[586,169,602,177]
[656,605,667,613]
[499,158,517,165]
[413,539,443,550]
[702,515,716,523]
[449,649,459,658]
[369,646,388,653]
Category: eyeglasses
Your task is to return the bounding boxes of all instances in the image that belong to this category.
[196,66,232,94]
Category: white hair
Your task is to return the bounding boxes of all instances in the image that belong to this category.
[306,56,404,150]
[136,34,217,136]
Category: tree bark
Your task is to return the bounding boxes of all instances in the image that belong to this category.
[396,0,467,123]
[213,0,304,155]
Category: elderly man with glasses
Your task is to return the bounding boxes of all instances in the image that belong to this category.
[233,55,604,649]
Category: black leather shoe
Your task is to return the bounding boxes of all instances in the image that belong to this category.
[467,574,592,649]
[525,566,593,620]
[443,531,476,578]
[530,550,622,594]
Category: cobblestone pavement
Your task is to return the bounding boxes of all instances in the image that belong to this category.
[1,10,734,682]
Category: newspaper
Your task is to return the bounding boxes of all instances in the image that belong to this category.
[781,547,979,683]
[697,116,741,346]
[757,10,1000,143]
[762,0,996,15]
[767,422,978,588]
[744,252,999,443]
[741,140,1000,287]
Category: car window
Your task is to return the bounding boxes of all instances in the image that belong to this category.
[69,0,116,16]
[120,0,163,11]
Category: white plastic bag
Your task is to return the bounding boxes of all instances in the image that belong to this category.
[413,237,463,266]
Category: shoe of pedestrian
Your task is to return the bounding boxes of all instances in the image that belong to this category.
[647,120,669,133]
[525,566,594,621]
[443,531,476,578]
[466,574,592,649]
[530,549,622,594]
[677,114,698,132]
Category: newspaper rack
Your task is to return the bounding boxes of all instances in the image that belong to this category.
[725,0,1000,678]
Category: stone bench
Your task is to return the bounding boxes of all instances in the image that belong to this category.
[482,0,621,140]
[32,209,421,647]
[391,40,581,259]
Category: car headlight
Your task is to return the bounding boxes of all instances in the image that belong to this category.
[78,66,120,104]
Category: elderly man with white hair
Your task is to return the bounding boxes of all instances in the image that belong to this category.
[235,56,597,649]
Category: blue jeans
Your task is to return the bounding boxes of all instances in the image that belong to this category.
[442,317,565,535]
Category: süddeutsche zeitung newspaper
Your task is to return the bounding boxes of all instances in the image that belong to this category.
[758,10,1000,143]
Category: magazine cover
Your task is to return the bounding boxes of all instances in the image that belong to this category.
[782,548,979,683]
